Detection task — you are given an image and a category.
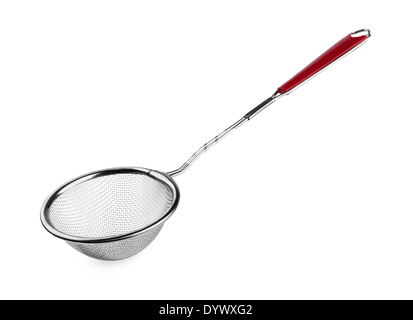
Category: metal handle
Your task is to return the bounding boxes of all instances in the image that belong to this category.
[167,29,370,177]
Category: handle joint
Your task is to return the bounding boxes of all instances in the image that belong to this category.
[244,91,284,120]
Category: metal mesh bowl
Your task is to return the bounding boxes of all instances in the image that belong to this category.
[41,168,180,261]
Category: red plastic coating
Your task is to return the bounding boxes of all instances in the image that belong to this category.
[278,33,368,94]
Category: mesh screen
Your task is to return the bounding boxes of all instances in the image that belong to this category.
[68,225,163,260]
[48,172,174,239]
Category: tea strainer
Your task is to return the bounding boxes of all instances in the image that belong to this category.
[41,29,371,260]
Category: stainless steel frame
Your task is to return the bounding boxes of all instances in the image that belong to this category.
[167,92,285,177]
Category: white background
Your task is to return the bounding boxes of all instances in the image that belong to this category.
[0,0,412,300]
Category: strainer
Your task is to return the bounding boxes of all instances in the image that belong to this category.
[41,29,371,260]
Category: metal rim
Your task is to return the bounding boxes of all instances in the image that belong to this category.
[351,28,371,38]
[40,167,180,244]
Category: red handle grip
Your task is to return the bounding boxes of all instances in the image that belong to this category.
[278,29,370,94]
